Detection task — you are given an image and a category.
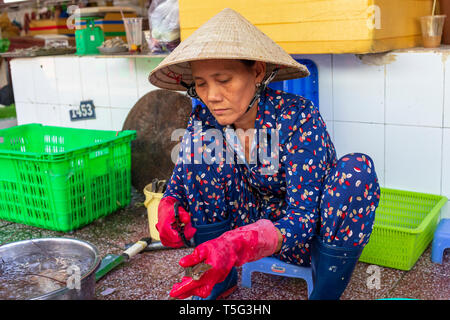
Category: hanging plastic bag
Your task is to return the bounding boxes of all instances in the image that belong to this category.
[148,0,180,53]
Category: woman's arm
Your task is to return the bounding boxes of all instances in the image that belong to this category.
[273,97,330,257]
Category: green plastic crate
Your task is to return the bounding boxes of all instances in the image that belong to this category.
[0,123,136,232]
[360,188,448,270]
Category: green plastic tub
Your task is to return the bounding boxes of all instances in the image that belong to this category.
[360,188,448,270]
[0,124,136,232]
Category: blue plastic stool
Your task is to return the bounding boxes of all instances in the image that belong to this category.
[431,218,450,264]
[241,257,314,298]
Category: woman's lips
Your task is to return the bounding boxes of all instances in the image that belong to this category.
[213,108,229,115]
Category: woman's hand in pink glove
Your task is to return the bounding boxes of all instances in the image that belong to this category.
[155,196,196,248]
[170,240,236,299]
[169,219,281,299]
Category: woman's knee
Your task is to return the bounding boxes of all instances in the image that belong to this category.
[319,153,381,247]
[336,153,378,185]
[339,152,375,169]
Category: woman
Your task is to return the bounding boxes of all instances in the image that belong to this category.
[149,8,380,300]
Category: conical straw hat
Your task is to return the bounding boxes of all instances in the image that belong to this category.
[149,8,309,91]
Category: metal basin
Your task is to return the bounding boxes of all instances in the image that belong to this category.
[0,237,101,300]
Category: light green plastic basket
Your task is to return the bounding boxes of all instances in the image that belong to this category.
[0,123,136,232]
[359,187,448,270]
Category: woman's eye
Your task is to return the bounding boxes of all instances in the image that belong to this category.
[196,82,206,87]
[218,78,230,84]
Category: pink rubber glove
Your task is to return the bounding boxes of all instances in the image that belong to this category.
[156,196,196,248]
[169,219,280,299]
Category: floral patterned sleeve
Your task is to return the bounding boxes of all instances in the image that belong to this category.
[273,97,330,255]
[162,108,198,209]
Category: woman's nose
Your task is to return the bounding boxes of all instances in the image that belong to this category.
[206,84,222,102]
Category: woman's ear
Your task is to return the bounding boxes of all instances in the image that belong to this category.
[253,61,267,84]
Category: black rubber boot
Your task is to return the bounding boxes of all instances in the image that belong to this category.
[193,217,231,245]
[309,236,363,300]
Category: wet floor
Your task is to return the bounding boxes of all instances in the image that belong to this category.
[0,188,449,300]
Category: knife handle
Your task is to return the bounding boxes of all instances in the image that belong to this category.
[122,238,152,260]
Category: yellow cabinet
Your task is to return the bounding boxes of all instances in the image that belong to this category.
[179,0,433,54]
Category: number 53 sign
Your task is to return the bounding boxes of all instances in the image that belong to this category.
[70,100,96,121]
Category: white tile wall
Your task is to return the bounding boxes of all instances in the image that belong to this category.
[84,106,112,131]
[54,56,82,106]
[324,119,334,141]
[292,54,333,122]
[442,128,450,200]
[15,102,38,125]
[111,108,133,131]
[59,104,86,129]
[35,104,60,126]
[136,57,164,99]
[32,57,59,105]
[333,121,385,186]
[79,57,110,107]
[444,56,450,128]
[441,202,450,219]
[11,56,165,130]
[106,58,139,109]
[386,52,444,128]
[385,125,442,194]
[10,58,36,104]
[332,54,385,124]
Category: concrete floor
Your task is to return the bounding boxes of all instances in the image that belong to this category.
[0,188,449,300]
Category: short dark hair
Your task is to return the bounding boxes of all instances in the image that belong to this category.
[240,60,256,67]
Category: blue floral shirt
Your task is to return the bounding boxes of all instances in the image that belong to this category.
[164,86,337,255]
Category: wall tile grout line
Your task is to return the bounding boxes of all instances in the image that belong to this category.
[440,58,446,201]
[334,119,447,129]
[104,58,113,129]
[134,57,140,101]
[383,64,387,189]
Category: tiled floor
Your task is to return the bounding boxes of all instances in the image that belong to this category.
[0,118,17,129]
[0,189,449,300]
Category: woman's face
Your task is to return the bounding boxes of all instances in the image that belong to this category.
[190,59,266,126]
